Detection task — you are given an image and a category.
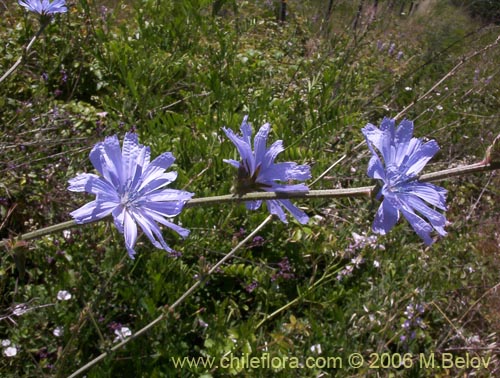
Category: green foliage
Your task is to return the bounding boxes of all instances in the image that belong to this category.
[0,0,499,377]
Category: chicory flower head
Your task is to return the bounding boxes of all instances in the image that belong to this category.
[68,133,193,258]
[362,117,447,245]
[18,0,67,16]
[223,116,311,224]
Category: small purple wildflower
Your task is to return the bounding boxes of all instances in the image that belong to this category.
[396,51,404,60]
[362,118,448,245]
[60,69,67,84]
[346,232,385,255]
[271,257,294,281]
[234,227,246,239]
[18,0,67,16]
[388,43,396,55]
[68,133,194,258]
[168,249,182,258]
[250,235,265,248]
[245,280,259,293]
[400,301,426,343]
[336,255,364,281]
[100,5,108,21]
[223,116,311,224]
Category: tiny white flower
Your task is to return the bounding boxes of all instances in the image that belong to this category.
[312,214,324,224]
[113,327,132,342]
[310,343,322,354]
[373,260,380,268]
[1,339,11,347]
[198,319,208,328]
[57,290,72,301]
[53,326,64,337]
[436,105,443,111]
[3,346,17,357]
[404,86,412,91]
[351,255,364,267]
[62,230,72,239]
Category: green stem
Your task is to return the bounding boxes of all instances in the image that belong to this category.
[0,22,48,84]
[1,160,498,248]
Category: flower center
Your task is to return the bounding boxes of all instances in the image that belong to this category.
[119,181,138,208]
[234,161,271,195]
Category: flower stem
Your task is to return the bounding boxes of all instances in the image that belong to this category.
[1,160,498,248]
[0,22,48,84]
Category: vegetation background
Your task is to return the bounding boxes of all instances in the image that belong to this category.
[0,0,499,376]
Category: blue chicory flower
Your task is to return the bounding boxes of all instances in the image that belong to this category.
[18,0,67,16]
[362,117,447,245]
[68,133,194,258]
[223,116,311,224]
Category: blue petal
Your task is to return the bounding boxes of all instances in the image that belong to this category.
[372,196,400,235]
[245,200,262,210]
[223,127,255,173]
[260,162,311,182]
[401,181,447,210]
[266,200,288,223]
[262,140,284,170]
[137,151,174,192]
[399,206,434,245]
[129,209,170,251]
[403,140,440,177]
[253,123,271,165]
[46,0,67,13]
[157,219,191,239]
[378,118,396,165]
[139,195,192,217]
[223,159,240,169]
[240,115,253,146]
[68,173,100,192]
[399,194,447,235]
[361,124,384,156]
[279,199,309,224]
[141,209,191,239]
[123,211,138,258]
[112,205,126,233]
[265,183,309,193]
[122,133,149,188]
[70,200,116,224]
[380,117,396,134]
[89,135,123,189]
[395,119,414,145]
[69,175,119,203]
[366,155,386,181]
[137,173,178,197]
[141,189,193,203]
